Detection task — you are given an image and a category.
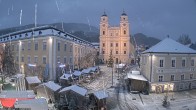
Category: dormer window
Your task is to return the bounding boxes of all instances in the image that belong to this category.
[19,34,22,37]
[11,36,12,39]
[15,36,17,38]
[39,31,42,35]
[25,33,28,37]
[31,32,34,35]
[58,31,61,35]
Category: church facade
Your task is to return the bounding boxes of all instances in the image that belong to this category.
[99,11,134,64]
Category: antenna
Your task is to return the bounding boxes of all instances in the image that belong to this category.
[35,3,37,27]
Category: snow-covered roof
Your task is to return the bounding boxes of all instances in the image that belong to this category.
[116,63,125,69]
[73,71,82,76]
[143,38,196,54]
[82,68,92,74]
[14,74,25,78]
[88,66,98,72]
[26,76,41,84]
[93,90,108,100]
[0,90,35,98]
[14,98,48,110]
[131,71,140,75]
[127,73,148,81]
[60,74,71,80]
[59,85,87,96]
[38,81,61,92]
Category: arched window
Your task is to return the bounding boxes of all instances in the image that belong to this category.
[103,31,105,35]
[124,30,126,35]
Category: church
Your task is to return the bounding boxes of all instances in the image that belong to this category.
[99,11,135,64]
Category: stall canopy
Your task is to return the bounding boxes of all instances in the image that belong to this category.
[93,90,108,100]
[60,73,71,80]
[59,85,87,96]
[26,76,41,84]
[37,81,61,92]
[0,90,35,108]
[116,63,125,69]
[82,68,92,74]
[127,73,148,81]
[73,71,82,76]
[14,98,48,110]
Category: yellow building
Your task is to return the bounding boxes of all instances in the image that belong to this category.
[99,11,134,64]
[0,26,95,81]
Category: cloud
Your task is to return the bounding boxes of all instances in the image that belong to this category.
[0,0,196,41]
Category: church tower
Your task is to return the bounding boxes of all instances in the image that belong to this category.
[99,11,134,64]
[100,12,108,37]
[120,11,129,37]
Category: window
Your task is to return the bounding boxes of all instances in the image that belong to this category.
[64,57,66,63]
[158,76,163,82]
[190,74,193,79]
[35,42,38,50]
[103,31,105,35]
[43,42,47,51]
[124,43,126,47]
[160,60,164,67]
[70,57,72,64]
[43,57,46,64]
[34,56,38,63]
[116,43,118,47]
[12,44,14,51]
[28,41,31,50]
[57,42,60,51]
[116,51,118,54]
[21,56,24,62]
[124,30,126,34]
[22,43,24,51]
[103,43,105,47]
[111,33,113,36]
[57,57,60,63]
[110,43,113,47]
[182,59,186,67]
[181,74,184,80]
[16,56,19,62]
[70,45,72,52]
[171,59,176,67]
[171,75,175,81]
[64,44,67,51]
[102,51,105,54]
[191,59,194,66]
[17,43,19,51]
[27,56,31,63]
[124,51,126,54]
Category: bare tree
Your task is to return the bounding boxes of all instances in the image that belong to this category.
[177,34,191,45]
[78,52,97,69]
[0,44,16,76]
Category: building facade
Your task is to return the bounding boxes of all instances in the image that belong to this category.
[99,11,134,64]
[0,26,95,81]
[140,38,196,93]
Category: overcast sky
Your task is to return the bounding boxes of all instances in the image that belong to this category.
[0,0,196,42]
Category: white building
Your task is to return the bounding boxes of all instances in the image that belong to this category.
[141,38,196,93]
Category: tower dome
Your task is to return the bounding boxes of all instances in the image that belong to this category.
[102,11,107,17]
[121,10,127,16]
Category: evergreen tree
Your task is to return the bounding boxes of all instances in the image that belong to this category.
[107,51,114,67]
[1,44,16,76]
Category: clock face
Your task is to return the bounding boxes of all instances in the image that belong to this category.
[102,24,105,27]
[123,23,126,26]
